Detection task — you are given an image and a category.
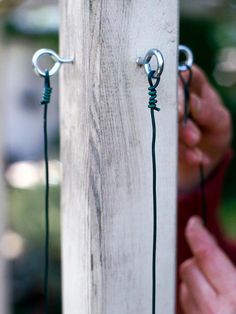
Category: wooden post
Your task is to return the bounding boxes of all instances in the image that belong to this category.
[60,1,178,313]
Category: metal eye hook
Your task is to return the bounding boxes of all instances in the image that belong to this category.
[32,48,74,77]
[178,45,193,72]
[136,48,164,79]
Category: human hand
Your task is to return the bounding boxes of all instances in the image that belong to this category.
[178,65,232,192]
[179,216,236,314]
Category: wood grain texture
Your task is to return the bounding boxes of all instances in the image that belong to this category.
[60,1,178,313]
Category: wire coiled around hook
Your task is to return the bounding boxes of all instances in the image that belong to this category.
[40,70,52,106]
[148,86,160,111]
[148,71,160,111]
[41,87,53,105]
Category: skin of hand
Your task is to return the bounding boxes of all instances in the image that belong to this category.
[179,216,236,314]
[178,65,232,192]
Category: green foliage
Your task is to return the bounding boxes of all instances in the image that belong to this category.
[8,185,60,252]
[220,198,236,237]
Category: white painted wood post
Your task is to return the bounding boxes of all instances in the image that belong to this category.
[60,1,178,313]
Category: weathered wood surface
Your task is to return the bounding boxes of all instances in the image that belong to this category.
[60,1,178,313]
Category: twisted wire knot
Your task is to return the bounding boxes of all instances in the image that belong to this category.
[40,70,52,106]
[147,70,160,112]
[41,87,53,105]
[148,86,160,111]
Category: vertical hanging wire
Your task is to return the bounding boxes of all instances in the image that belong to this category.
[147,70,161,314]
[179,66,207,226]
[178,65,192,125]
[44,101,49,314]
[32,48,73,314]
[151,107,157,314]
[40,69,52,314]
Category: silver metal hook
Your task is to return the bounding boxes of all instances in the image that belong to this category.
[32,48,74,77]
[136,48,164,79]
[178,45,193,72]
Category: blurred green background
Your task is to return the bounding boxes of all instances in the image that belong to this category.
[0,1,236,313]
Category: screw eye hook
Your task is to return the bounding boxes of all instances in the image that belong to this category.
[178,45,193,72]
[136,48,164,79]
[32,48,74,77]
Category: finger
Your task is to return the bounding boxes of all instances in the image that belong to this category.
[179,282,199,314]
[179,65,209,96]
[178,82,184,122]
[178,69,210,123]
[180,65,231,132]
[189,91,231,133]
[179,142,210,167]
[191,65,211,96]
[186,216,236,294]
[179,119,201,148]
[192,64,223,101]
[179,142,202,166]
[180,258,216,312]
[190,65,211,97]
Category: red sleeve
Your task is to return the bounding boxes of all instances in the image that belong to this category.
[177,150,236,267]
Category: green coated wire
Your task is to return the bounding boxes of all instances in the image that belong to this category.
[44,101,49,314]
[147,70,160,314]
[151,107,157,314]
[40,70,52,314]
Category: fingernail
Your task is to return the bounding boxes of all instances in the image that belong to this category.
[186,216,217,247]
[186,216,202,237]
[188,216,202,229]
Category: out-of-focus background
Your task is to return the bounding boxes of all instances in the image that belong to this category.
[0,0,235,313]
[180,0,236,236]
[0,0,60,313]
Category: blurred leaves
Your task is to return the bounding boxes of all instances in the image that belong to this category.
[220,198,236,237]
[212,21,236,47]
[8,185,60,254]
